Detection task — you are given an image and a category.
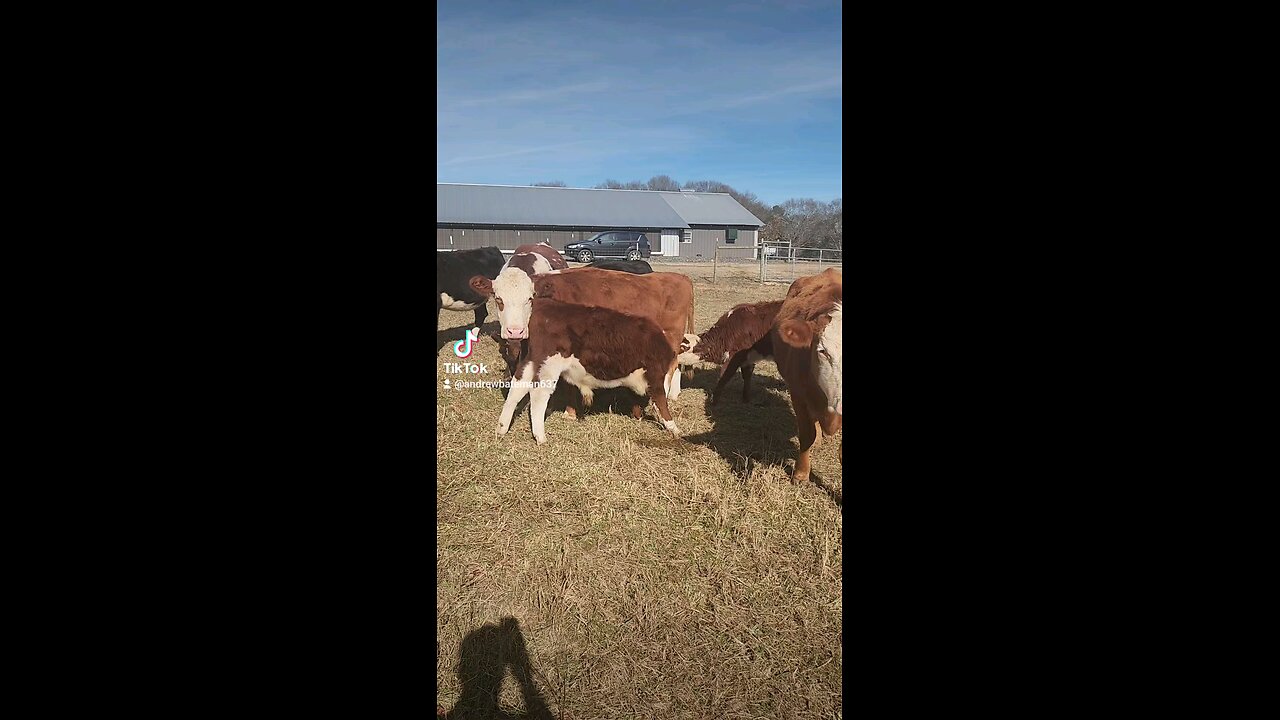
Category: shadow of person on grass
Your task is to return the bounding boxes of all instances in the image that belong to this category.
[441,617,554,720]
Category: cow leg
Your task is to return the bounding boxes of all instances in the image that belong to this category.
[793,404,817,485]
[740,363,756,403]
[643,367,679,435]
[529,386,554,444]
[473,304,487,328]
[670,366,682,401]
[567,385,591,419]
[651,391,680,437]
[496,366,534,436]
[564,384,589,420]
[712,350,750,405]
[818,410,841,436]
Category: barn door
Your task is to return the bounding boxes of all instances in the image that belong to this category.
[661,230,679,257]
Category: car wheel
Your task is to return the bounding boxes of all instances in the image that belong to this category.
[578,250,593,262]
[627,250,641,261]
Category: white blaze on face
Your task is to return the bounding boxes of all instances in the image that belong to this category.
[816,302,842,415]
[491,267,535,339]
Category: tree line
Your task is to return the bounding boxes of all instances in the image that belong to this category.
[530,176,841,251]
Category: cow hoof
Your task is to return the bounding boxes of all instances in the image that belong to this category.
[565,407,577,419]
[495,425,508,437]
[534,432,548,444]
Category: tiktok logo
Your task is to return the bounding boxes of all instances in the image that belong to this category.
[453,327,480,359]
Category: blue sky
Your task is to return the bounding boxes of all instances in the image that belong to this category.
[437,0,842,207]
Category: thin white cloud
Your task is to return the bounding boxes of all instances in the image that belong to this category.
[437,140,596,166]
[450,81,610,108]
[714,77,842,110]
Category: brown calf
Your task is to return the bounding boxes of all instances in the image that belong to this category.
[772,269,843,484]
[488,332,647,420]
[678,300,783,404]
[495,299,680,444]
[470,267,695,398]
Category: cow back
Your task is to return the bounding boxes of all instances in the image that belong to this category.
[533,269,693,350]
[523,298,674,381]
[438,246,505,303]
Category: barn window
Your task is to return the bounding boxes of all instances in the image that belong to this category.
[449,235,454,244]
[726,229,738,244]
[681,230,692,244]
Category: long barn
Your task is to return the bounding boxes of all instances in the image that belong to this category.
[437,183,765,260]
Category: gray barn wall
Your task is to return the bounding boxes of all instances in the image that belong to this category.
[437,227,667,254]
[684,228,758,260]
[438,226,759,260]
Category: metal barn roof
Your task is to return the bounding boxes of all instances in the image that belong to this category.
[656,191,765,226]
[437,183,764,228]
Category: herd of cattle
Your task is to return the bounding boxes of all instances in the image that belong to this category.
[437,242,842,483]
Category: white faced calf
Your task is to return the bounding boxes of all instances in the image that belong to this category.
[495,298,681,444]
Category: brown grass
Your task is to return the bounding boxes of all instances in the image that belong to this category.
[437,267,842,719]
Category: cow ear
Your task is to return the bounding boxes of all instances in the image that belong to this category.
[778,319,813,348]
[469,275,494,296]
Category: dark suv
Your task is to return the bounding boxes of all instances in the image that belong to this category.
[564,231,652,262]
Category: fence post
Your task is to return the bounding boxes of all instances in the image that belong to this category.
[759,242,766,283]
[712,245,718,284]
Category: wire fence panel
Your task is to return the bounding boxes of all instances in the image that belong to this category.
[758,242,842,283]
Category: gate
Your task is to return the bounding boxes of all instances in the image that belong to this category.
[759,241,842,283]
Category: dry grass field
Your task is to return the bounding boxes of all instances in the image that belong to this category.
[436,264,843,719]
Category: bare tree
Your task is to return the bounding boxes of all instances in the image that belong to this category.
[772,198,842,251]
[530,180,567,187]
[595,179,625,189]
[646,175,680,191]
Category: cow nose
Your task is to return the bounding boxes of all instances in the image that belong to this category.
[503,327,526,339]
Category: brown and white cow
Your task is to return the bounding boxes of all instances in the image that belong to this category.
[678,299,783,404]
[488,330,648,420]
[772,268,843,484]
[469,267,695,399]
[504,241,569,278]
[495,298,681,443]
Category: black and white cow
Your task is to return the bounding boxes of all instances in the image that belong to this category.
[436,246,505,327]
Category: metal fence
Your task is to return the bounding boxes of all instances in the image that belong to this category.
[757,241,842,283]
